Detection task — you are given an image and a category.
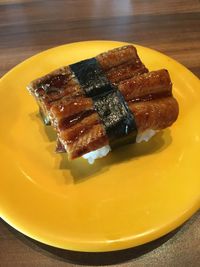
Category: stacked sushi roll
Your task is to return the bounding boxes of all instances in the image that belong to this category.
[27,45,179,164]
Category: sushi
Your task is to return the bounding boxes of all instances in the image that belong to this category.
[27,46,148,125]
[27,45,179,164]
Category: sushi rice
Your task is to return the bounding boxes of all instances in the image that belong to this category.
[83,129,157,164]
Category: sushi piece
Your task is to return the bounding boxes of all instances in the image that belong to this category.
[27,45,179,164]
[67,96,178,163]
[27,45,148,125]
[49,69,178,161]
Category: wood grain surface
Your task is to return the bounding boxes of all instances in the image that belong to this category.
[0,0,200,266]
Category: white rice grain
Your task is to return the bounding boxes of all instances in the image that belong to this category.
[136,129,157,143]
[82,129,158,164]
[82,145,111,164]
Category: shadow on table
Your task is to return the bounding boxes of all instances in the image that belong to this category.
[1,218,182,266]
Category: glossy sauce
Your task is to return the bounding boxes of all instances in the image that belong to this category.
[58,109,95,131]
[128,90,172,103]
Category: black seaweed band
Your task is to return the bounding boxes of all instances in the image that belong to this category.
[70,58,138,145]
[70,58,111,97]
[93,89,137,143]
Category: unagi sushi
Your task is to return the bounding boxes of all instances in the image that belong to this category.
[27,46,148,125]
[27,45,179,164]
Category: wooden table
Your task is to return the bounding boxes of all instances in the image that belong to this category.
[0,0,200,266]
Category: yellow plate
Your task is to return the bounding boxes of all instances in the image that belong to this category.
[0,41,200,252]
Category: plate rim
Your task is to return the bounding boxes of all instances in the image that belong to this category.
[0,40,200,252]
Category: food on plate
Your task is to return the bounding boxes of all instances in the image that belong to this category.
[27,45,179,163]
[27,46,147,125]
